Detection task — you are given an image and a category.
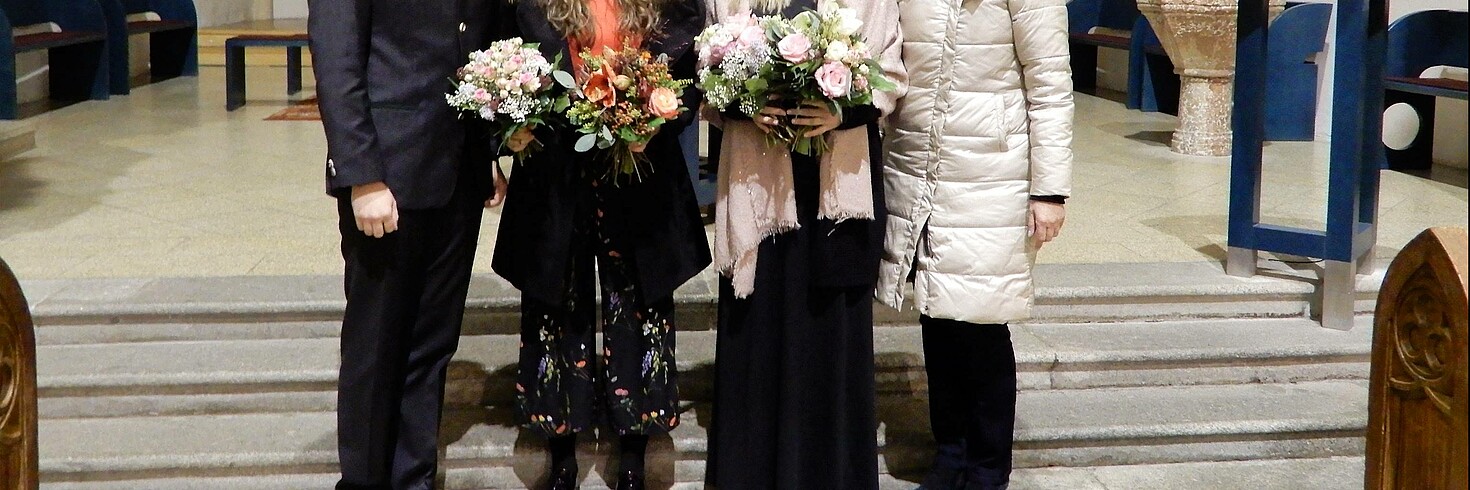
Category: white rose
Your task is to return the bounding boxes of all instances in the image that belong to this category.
[836,8,863,36]
[825,41,849,62]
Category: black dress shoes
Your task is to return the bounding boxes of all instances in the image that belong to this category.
[548,465,578,490]
[614,470,645,490]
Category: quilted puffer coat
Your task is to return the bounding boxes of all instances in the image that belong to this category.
[877,0,1074,323]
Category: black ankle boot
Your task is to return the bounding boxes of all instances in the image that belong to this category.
[615,470,646,490]
[916,443,967,490]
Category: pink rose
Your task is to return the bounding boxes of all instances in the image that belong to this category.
[738,25,765,47]
[815,61,852,98]
[777,33,812,63]
[646,87,682,119]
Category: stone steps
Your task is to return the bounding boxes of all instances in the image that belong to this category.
[37,317,1374,419]
[38,381,1368,488]
[21,262,1385,328]
[36,456,1368,490]
[23,262,1385,488]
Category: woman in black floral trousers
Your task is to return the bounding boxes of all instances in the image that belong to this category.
[490,0,709,488]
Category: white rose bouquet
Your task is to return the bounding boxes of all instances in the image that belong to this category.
[446,38,569,162]
[695,12,779,117]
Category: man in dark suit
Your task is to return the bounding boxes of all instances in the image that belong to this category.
[307,0,507,488]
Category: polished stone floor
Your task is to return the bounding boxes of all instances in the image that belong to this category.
[0,67,1465,280]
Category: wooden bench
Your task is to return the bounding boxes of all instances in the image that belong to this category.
[1,0,111,120]
[0,256,40,490]
[99,0,199,95]
[224,34,309,111]
[1380,9,1469,171]
[1367,226,1468,488]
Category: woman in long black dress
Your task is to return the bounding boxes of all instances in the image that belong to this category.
[702,0,906,487]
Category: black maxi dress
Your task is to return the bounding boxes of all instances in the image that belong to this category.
[705,13,888,485]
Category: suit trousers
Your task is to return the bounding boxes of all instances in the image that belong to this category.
[921,316,1018,488]
[335,185,484,490]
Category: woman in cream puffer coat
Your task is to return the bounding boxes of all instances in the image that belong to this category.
[881,0,1073,488]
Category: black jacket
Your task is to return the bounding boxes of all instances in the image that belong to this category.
[491,0,712,306]
[308,0,499,208]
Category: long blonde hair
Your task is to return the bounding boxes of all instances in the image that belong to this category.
[752,0,792,14]
[538,0,667,44]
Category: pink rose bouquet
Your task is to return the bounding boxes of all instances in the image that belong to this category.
[762,1,898,155]
[563,45,692,182]
[447,38,569,162]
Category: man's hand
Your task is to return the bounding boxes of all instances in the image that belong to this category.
[485,165,509,208]
[788,100,842,138]
[507,126,537,153]
[1028,201,1065,249]
[351,182,398,238]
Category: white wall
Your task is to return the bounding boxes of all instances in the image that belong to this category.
[195,0,274,27]
[273,0,308,19]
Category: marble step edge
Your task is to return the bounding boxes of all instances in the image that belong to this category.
[0,119,37,161]
[35,456,1368,490]
[21,262,1386,326]
[36,319,1375,418]
[37,381,1369,482]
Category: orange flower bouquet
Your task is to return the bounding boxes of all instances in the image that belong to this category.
[558,45,691,182]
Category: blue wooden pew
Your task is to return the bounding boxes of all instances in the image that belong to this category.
[99,0,198,95]
[1380,9,1468,171]
[1,0,111,120]
[1264,2,1334,140]
[1067,0,1141,95]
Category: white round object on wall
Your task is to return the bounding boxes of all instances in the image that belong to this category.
[1382,102,1421,151]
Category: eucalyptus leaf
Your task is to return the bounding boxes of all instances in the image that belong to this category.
[575,133,598,152]
[554,71,578,90]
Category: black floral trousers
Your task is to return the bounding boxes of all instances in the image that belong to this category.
[515,180,680,438]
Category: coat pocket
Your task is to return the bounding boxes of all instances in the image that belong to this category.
[943,92,1008,152]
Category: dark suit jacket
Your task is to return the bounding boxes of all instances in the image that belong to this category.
[308,0,499,208]
[490,0,712,306]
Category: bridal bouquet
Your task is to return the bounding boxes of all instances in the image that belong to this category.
[695,12,778,117]
[446,38,569,162]
[698,2,898,156]
[562,45,691,181]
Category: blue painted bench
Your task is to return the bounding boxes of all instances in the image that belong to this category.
[1066,0,1141,94]
[1380,9,1468,171]
[224,34,308,111]
[99,0,198,95]
[1132,2,1332,141]
[1,0,110,119]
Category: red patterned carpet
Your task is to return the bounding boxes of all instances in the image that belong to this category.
[265,97,321,121]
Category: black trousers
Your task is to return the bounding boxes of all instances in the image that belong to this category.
[921,316,1017,488]
[335,188,484,490]
[515,177,680,437]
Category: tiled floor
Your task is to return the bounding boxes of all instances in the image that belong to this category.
[0,67,1466,280]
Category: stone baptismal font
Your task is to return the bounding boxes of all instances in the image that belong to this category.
[1136,0,1285,156]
